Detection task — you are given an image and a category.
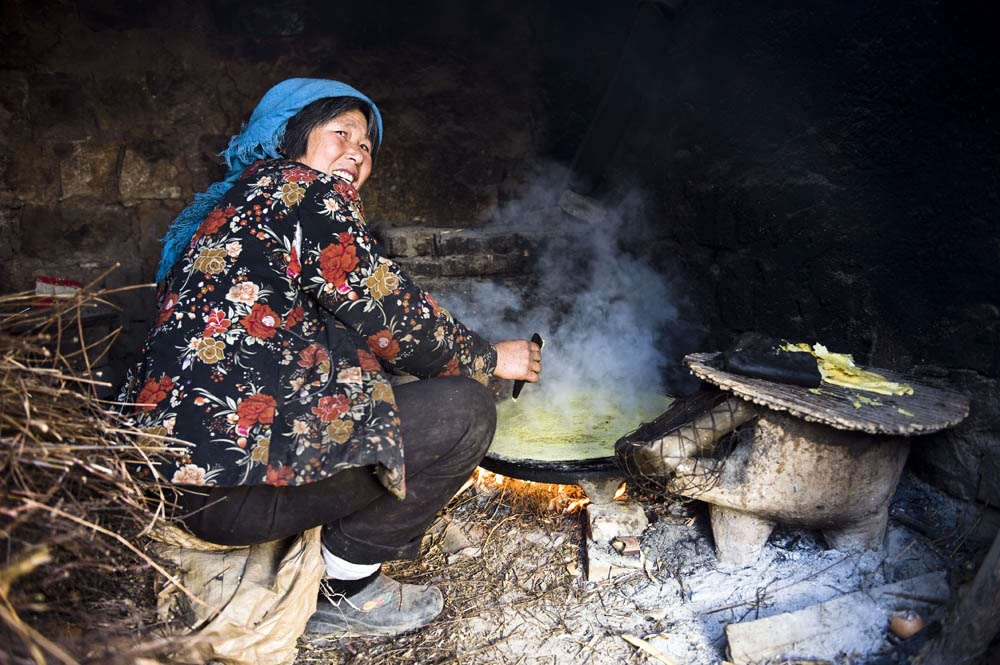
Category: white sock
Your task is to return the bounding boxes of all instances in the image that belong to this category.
[321,545,380,580]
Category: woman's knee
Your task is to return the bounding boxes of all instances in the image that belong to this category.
[397,376,497,469]
[443,376,497,448]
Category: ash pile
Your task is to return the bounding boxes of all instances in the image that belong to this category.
[582,473,995,665]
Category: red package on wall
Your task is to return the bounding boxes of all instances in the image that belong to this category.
[33,275,82,307]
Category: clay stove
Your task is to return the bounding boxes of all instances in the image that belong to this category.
[620,352,970,568]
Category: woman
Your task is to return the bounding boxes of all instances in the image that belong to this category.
[122,78,542,636]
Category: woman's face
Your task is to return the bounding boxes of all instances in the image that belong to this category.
[298,109,373,189]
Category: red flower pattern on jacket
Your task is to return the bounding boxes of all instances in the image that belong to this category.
[319,232,359,287]
[311,395,350,422]
[426,293,441,317]
[333,179,359,201]
[358,349,382,371]
[235,393,277,435]
[191,204,238,247]
[286,246,301,278]
[203,309,231,337]
[284,305,304,329]
[241,303,280,338]
[367,330,400,360]
[135,375,173,411]
[242,160,266,179]
[282,167,318,183]
[201,205,237,236]
[298,343,329,368]
[265,465,294,486]
[156,293,179,327]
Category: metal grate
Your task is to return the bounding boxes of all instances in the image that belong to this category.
[614,386,756,496]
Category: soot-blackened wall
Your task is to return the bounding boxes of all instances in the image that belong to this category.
[1,0,996,502]
[573,1,998,375]
[568,0,999,504]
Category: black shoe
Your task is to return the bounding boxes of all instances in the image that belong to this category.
[305,573,444,637]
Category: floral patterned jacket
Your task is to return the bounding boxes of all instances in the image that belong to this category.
[120,159,497,498]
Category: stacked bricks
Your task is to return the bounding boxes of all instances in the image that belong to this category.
[375,225,539,280]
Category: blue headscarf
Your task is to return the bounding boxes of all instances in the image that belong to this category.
[156,78,383,281]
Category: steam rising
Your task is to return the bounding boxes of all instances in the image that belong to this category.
[438,167,682,421]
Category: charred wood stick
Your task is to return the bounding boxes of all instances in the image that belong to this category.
[913,527,1000,665]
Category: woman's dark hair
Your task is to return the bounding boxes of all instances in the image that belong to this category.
[279,96,380,161]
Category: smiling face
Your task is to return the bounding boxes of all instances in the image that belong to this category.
[297,109,373,189]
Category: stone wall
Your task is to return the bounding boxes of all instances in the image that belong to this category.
[1,0,996,504]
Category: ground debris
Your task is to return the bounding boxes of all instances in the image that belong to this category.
[724,572,948,664]
[298,471,972,665]
[622,633,678,664]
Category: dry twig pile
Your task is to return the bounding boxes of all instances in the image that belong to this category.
[0,283,178,664]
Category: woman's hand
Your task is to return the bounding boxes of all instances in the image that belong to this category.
[493,339,543,382]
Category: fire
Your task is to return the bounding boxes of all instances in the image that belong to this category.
[462,467,593,514]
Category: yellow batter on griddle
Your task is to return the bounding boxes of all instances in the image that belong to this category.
[489,390,673,462]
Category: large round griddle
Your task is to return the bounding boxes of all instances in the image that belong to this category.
[480,450,622,486]
[481,391,672,485]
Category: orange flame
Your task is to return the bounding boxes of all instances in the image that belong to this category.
[469,467,591,513]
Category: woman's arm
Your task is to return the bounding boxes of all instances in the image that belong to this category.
[296,182,498,382]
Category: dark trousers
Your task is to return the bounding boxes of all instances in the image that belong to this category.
[176,376,496,564]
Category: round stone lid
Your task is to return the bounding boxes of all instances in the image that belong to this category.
[684,352,970,435]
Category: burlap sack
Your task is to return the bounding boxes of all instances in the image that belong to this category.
[149,523,325,665]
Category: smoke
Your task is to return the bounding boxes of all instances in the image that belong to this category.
[437,164,684,409]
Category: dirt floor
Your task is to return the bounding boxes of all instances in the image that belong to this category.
[295,470,994,665]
